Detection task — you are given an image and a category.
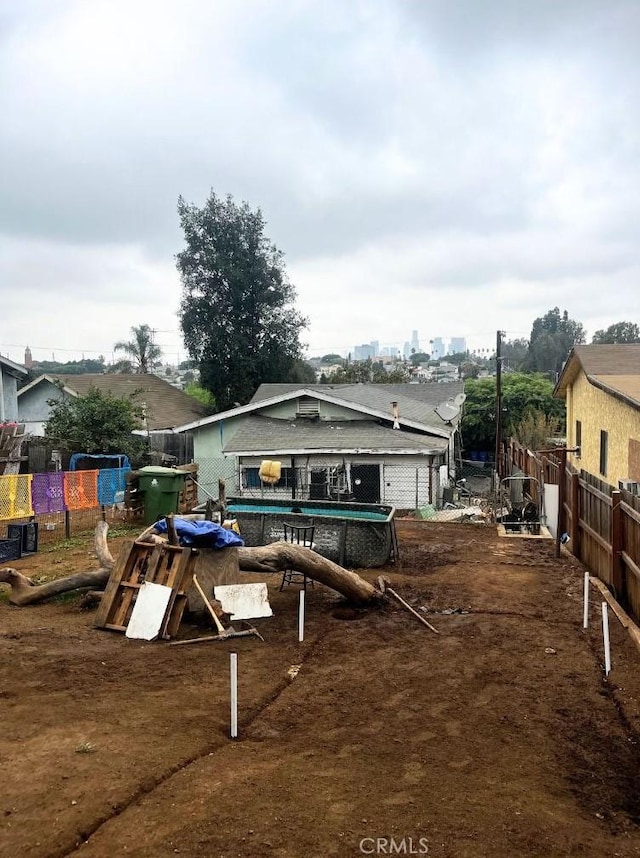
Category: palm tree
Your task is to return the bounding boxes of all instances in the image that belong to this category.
[113,325,162,374]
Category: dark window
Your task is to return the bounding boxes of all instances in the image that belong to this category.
[599,430,608,476]
[243,467,261,489]
[242,466,295,489]
[278,467,296,488]
[575,420,582,453]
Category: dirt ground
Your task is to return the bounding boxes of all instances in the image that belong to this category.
[2,519,640,858]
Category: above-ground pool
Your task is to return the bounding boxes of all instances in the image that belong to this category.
[196,497,397,568]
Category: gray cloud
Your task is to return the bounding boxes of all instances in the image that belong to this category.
[1,0,640,362]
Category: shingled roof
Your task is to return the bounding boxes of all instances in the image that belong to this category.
[555,345,640,410]
[223,415,449,455]
[19,373,208,431]
[251,381,465,429]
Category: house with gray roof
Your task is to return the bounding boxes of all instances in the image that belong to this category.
[17,373,208,441]
[173,382,465,510]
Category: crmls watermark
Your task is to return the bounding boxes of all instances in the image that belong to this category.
[359,837,429,855]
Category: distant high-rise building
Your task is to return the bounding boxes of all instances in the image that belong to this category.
[371,340,380,357]
[354,343,374,361]
[403,341,412,359]
[411,330,420,352]
[449,337,467,356]
[431,337,445,360]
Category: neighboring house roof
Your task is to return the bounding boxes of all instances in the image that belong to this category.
[17,373,208,431]
[223,416,449,456]
[0,355,28,378]
[555,345,640,411]
[175,381,464,437]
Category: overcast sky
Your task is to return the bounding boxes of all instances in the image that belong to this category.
[2,0,639,365]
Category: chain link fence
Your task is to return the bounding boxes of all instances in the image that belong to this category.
[193,457,494,523]
[1,457,497,556]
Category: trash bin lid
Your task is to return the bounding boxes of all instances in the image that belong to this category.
[138,466,187,477]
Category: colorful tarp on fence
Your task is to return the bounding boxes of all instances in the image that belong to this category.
[31,472,66,515]
[0,474,33,520]
[0,467,130,520]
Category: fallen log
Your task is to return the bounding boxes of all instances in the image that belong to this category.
[0,522,114,606]
[238,542,382,606]
[0,566,113,607]
[0,524,384,607]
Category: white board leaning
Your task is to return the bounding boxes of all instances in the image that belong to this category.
[214,583,273,621]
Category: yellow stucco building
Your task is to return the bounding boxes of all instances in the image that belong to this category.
[555,345,640,489]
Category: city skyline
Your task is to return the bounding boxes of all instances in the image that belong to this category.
[349,333,471,362]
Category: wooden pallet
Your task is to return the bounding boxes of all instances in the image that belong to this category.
[94,539,197,638]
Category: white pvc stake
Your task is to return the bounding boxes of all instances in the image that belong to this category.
[602,603,611,676]
[583,571,590,629]
[230,652,238,738]
[298,590,305,642]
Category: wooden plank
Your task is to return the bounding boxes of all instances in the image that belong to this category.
[138,545,164,587]
[94,539,136,628]
[164,594,188,639]
[621,500,640,527]
[621,551,640,583]
[590,575,640,655]
[570,472,580,558]
[113,545,154,629]
[579,479,613,506]
[611,491,624,597]
[162,547,186,591]
[579,519,612,554]
[160,547,197,639]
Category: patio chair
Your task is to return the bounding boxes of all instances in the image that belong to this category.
[280,520,316,591]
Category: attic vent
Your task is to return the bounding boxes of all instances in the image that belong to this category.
[297,398,320,418]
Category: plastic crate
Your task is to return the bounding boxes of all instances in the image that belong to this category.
[7,522,39,555]
[0,537,22,563]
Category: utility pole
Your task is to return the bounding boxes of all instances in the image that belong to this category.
[495,330,504,482]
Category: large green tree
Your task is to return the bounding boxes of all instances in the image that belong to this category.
[591,321,640,344]
[501,337,529,371]
[462,373,565,453]
[114,324,162,374]
[177,192,308,411]
[45,387,146,463]
[526,307,585,375]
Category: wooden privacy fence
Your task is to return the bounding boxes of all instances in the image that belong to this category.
[508,440,640,626]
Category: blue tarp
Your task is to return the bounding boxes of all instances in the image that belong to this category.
[69,453,131,471]
[154,518,244,549]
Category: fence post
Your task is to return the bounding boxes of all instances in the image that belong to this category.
[570,472,580,559]
[611,490,623,601]
[555,449,567,559]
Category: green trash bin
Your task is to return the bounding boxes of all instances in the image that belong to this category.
[137,466,188,525]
